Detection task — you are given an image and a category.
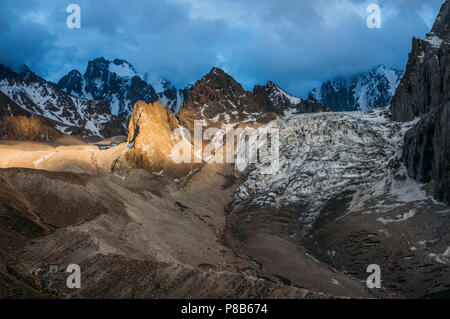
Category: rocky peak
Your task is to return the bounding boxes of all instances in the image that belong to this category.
[253,81,330,114]
[82,57,158,121]
[431,0,450,39]
[178,67,275,130]
[179,67,332,130]
[85,57,109,79]
[57,57,185,123]
[184,67,248,108]
[58,70,83,96]
[114,100,197,178]
[391,0,450,122]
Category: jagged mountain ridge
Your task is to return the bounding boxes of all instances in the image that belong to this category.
[308,65,404,111]
[0,64,125,138]
[58,58,187,122]
[178,67,330,131]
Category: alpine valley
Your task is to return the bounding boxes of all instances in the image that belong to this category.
[0,0,449,300]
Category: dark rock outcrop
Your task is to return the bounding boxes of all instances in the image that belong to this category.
[180,83,194,101]
[178,67,276,131]
[403,102,450,203]
[181,67,265,116]
[391,0,450,204]
[253,81,331,114]
[391,0,450,121]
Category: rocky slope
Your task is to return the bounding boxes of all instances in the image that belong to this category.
[391,0,450,204]
[0,91,30,119]
[309,65,404,111]
[58,58,186,122]
[0,145,346,298]
[0,64,125,138]
[0,93,447,299]
[0,115,61,142]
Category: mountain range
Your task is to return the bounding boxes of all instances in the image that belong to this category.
[1,58,334,138]
[308,65,404,111]
[0,64,125,138]
[0,55,406,138]
[0,0,449,299]
[57,58,187,123]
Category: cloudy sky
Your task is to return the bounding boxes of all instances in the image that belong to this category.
[0,0,444,97]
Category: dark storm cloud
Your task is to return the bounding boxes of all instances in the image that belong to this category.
[0,0,444,96]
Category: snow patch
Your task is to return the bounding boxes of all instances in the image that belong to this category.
[109,62,136,78]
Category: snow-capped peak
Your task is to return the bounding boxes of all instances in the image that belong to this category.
[57,57,187,122]
[266,81,302,105]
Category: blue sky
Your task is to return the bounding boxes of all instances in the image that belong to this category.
[0,0,443,97]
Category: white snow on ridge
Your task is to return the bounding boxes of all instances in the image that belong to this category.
[108,62,136,78]
[267,82,302,106]
[144,73,165,93]
[425,35,443,48]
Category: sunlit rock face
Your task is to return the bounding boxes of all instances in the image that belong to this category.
[0,115,61,142]
[114,100,198,179]
[390,0,450,204]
